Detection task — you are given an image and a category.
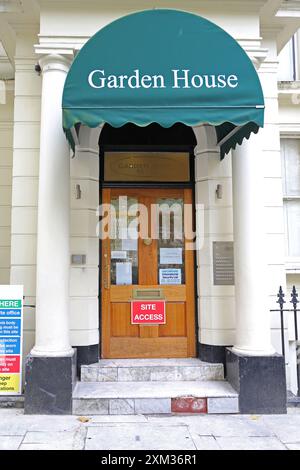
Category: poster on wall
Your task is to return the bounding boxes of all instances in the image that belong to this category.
[0,285,23,395]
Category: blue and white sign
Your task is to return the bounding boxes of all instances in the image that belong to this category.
[0,286,23,395]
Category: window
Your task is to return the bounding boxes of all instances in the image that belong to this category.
[278,37,297,81]
[281,139,300,258]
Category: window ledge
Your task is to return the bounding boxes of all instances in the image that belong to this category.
[285,262,300,273]
[278,81,300,94]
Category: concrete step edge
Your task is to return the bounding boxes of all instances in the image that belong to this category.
[72,380,238,400]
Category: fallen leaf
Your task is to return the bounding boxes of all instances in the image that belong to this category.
[77,416,91,423]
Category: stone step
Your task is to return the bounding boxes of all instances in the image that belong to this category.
[72,380,239,415]
[80,358,224,382]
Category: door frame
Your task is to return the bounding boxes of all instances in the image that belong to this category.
[98,144,199,358]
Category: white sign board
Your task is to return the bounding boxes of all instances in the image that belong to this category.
[0,285,23,395]
[160,248,182,265]
[159,268,182,285]
[116,262,132,285]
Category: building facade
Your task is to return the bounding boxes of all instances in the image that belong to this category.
[0,0,300,415]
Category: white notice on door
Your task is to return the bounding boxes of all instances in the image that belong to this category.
[111,250,127,259]
[159,268,182,285]
[122,238,138,251]
[116,262,132,285]
[160,248,182,265]
[120,227,138,251]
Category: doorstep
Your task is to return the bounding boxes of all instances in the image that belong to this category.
[72,380,239,415]
[80,358,224,382]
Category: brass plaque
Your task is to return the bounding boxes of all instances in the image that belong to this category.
[104,152,190,182]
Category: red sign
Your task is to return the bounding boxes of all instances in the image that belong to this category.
[0,355,20,373]
[131,300,166,325]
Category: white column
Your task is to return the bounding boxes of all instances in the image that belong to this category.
[31,54,73,357]
[232,131,275,356]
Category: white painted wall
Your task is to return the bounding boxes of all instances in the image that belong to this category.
[258,53,287,360]
[193,125,235,347]
[0,85,13,285]
[10,29,41,364]
[39,0,260,42]
[70,126,101,347]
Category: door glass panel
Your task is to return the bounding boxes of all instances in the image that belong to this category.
[156,198,185,284]
[110,196,138,285]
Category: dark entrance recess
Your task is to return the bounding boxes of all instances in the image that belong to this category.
[99,122,197,147]
[97,122,199,361]
[76,122,198,372]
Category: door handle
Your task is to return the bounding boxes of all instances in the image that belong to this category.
[103,253,110,289]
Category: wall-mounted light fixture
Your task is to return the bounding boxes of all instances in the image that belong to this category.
[75,184,82,200]
[216,184,223,200]
[34,63,41,75]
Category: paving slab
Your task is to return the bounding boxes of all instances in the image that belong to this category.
[85,424,196,450]
[0,414,81,435]
[216,436,287,450]
[20,443,67,450]
[285,443,300,450]
[190,435,221,450]
[0,435,24,450]
[188,415,275,438]
[87,415,148,423]
[260,414,300,442]
[0,408,300,450]
[22,430,80,450]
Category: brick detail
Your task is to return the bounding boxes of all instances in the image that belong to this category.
[171,397,207,413]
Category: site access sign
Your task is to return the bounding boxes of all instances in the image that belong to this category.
[131,300,166,325]
[0,285,23,395]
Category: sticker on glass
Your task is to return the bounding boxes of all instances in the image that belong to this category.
[159,268,182,285]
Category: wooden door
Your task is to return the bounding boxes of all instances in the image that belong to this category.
[101,188,196,358]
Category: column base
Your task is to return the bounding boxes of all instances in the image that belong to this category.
[24,350,77,415]
[198,342,230,366]
[226,347,287,414]
[75,344,99,378]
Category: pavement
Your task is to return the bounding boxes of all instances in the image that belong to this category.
[0,408,300,450]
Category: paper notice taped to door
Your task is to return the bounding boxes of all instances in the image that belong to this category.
[116,262,132,285]
[111,250,127,259]
[120,227,138,251]
[122,238,138,251]
[159,268,182,285]
[160,248,182,265]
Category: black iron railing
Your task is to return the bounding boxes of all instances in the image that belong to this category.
[270,286,300,397]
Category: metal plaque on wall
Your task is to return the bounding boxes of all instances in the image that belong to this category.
[104,152,190,182]
[213,241,235,285]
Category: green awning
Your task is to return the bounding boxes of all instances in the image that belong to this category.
[62,9,264,157]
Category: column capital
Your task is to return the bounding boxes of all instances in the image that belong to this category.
[244,47,269,70]
[193,124,218,155]
[38,54,72,74]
